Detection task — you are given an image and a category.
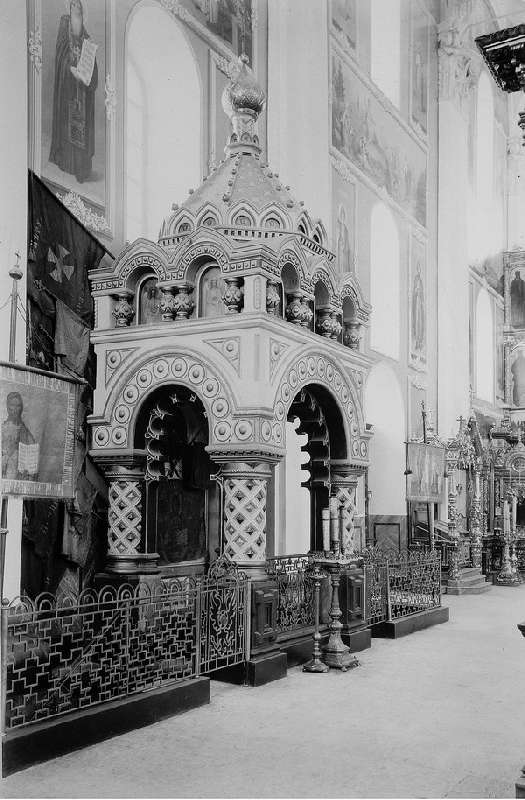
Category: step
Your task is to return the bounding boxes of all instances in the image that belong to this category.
[445,582,492,595]
[447,573,488,588]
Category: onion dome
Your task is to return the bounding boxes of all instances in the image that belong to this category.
[222,55,266,120]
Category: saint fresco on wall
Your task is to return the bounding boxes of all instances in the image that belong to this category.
[331,166,356,274]
[40,0,107,212]
[510,269,525,328]
[411,7,429,134]
[409,381,426,440]
[331,0,357,53]
[512,348,525,407]
[409,236,427,368]
[190,0,253,61]
[331,54,427,227]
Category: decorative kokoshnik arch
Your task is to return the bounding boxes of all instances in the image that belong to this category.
[272,350,371,466]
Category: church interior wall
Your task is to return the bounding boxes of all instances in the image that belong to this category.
[2,0,520,595]
[0,0,28,598]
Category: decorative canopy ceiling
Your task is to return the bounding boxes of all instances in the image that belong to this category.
[476,24,525,92]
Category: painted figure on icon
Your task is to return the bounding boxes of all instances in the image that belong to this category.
[1,393,37,481]
[49,0,98,184]
[511,270,525,328]
[412,262,425,353]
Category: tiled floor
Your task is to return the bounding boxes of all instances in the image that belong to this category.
[2,584,525,798]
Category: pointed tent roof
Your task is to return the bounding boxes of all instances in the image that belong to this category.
[158,56,322,244]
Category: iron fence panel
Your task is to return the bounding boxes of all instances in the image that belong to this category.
[266,554,315,633]
[3,558,249,732]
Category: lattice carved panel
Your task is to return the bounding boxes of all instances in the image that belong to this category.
[108,479,142,555]
[223,476,267,562]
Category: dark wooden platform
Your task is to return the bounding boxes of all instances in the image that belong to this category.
[2,677,210,777]
[371,606,450,639]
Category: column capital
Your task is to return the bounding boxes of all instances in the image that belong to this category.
[89,448,147,475]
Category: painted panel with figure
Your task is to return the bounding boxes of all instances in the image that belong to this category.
[39,0,107,212]
[331,52,427,227]
[408,379,426,440]
[0,363,78,499]
[411,5,429,135]
[409,235,427,369]
[332,165,356,274]
[330,0,357,54]
[511,346,525,408]
[510,268,525,329]
[187,0,253,61]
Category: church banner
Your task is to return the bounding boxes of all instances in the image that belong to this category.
[0,362,80,499]
[406,442,445,503]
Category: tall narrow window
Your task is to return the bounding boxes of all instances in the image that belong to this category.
[370,203,400,360]
[475,288,494,403]
[126,4,201,241]
[370,0,401,108]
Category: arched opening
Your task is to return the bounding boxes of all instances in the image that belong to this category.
[281,261,300,320]
[125,4,201,241]
[365,363,405,548]
[370,203,400,359]
[134,385,218,572]
[198,265,226,318]
[370,0,401,108]
[282,384,347,554]
[475,287,494,403]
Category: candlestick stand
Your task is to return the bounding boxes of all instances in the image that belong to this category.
[303,562,329,673]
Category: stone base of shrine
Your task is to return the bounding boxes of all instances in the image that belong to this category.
[2,678,210,777]
[278,625,371,667]
[246,651,288,686]
[341,626,372,652]
[444,567,491,595]
[516,775,525,798]
[371,606,449,639]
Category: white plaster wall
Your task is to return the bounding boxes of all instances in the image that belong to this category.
[364,362,406,516]
[437,100,471,439]
[267,0,330,228]
[0,0,28,598]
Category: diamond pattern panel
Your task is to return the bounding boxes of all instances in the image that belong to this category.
[223,477,267,561]
[108,479,142,555]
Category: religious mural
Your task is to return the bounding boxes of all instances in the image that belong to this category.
[510,269,525,328]
[330,0,357,54]
[512,348,525,407]
[331,54,427,227]
[188,0,253,61]
[39,0,107,211]
[411,5,429,135]
[331,166,356,274]
[408,380,426,440]
[409,235,427,368]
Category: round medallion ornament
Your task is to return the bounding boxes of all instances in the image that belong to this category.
[94,427,109,447]
[202,378,220,398]
[307,357,316,376]
[115,405,131,424]
[137,368,152,388]
[189,364,205,384]
[212,397,229,418]
[273,423,283,444]
[171,358,188,378]
[281,383,291,403]
[289,369,298,388]
[360,441,368,458]
[214,421,232,442]
[153,359,169,379]
[107,351,121,369]
[111,427,126,445]
[124,385,139,404]
[298,360,307,381]
[235,420,253,441]
[261,420,272,442]
[275,401,286,421]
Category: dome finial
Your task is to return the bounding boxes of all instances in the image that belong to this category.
[222,55,265,157]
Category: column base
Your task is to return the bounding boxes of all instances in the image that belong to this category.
[105,552,160,575]
[246,651,287,686]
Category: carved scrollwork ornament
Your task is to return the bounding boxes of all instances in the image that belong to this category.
[222,277,243,313]
[266,280,281,315]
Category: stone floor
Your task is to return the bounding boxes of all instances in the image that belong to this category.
[2,584,525,799]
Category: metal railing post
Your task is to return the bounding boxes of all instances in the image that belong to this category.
[195,582,201,678]
[244,580,251,665]
[386,561,392,622]
[1,599,9,739]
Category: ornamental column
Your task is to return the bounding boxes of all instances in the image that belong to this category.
[330,461,359,555]
[470,465,483,570]
[210,453,278,578]
[95,452,159,576]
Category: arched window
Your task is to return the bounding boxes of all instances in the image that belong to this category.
[125,4,201,241]
[264,216,282,230]
[233,214,252,227]
[370,203,400,359]
[177,221,192,234]
[475,288,494,403]
[199,266,226,318]
[370,0,401,108]
[138,275,162,324]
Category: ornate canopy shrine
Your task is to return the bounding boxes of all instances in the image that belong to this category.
[87,57,372,583]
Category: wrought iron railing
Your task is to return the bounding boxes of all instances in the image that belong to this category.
[363,550,442,625]
[266,554,315,633]
[2,559,249,732]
